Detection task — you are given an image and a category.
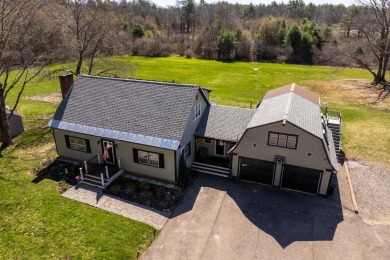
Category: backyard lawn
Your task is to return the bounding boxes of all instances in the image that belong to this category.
[0,56,389,258]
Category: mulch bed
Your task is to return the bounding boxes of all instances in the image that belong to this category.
[104,176,185,212]
[38,159,198,212]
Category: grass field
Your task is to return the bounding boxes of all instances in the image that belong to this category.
[128,56,389,165]
[0,56,389,258]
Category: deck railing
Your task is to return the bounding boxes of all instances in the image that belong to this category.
[322,107,342,123]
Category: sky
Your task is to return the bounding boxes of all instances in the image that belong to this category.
[151,0,357,8]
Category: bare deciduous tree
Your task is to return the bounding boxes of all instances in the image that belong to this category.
[0,0,57,149]
[56,0,109,75]
[351,0,390,85]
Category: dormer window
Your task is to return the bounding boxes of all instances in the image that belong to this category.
[194,103,201,120]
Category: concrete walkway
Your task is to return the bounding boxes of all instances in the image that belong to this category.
[63,183,170,229]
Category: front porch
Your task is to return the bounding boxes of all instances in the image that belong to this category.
[192,137,234,178]
[80,153,124,188]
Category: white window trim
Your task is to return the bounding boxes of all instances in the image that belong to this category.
[193,103,201,120]
[268,132,297,149]
[138,150,160,167]
[69,137,87,152]
[204,138,212,144]
[214,140,225,156]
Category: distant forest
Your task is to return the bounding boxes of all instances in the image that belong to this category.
[60,0,367,66]
[2,0,376,73]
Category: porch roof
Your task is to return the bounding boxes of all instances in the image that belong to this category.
[195,105,256,142]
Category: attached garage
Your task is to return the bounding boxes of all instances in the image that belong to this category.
[239,157,274,185]
[281,165,322,194]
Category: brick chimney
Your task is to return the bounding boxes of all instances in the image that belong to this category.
[59,73,74,98]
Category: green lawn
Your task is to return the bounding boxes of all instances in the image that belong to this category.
[126,56,389,165]
[0,56,389,258]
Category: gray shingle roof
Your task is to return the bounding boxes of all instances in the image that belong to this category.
[49,75,202,149]
[195,105,256,142]
[247,92,323,139]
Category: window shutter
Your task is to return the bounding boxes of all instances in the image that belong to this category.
[65,135,70,149]
[159,153,165,168]
[133,148,139,163]
[85,139,91,153]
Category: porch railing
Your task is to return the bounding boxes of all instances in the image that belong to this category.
[79,154,123,188]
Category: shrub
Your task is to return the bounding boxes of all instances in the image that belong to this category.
[139,181,150,190]
[57,180,69,193]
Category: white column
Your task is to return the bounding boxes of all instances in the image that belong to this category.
[273,163,283,186]
[117,158,121,169]
[84,161,88,173]
[231,155,238,177]
[97,153,101,164]
[79,168,84,181]
[100,173,105,187]
[105,166,109,179]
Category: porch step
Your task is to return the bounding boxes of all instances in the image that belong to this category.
[80,180,104,189]
[84,173,104,180]
[191,161,230,178]
[82,176,107,185]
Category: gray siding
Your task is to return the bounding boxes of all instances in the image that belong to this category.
[232,121,332,195]
[233,122,332,170]
[54,129,176,182]
[179,89,208,167]
[196,138,232,158]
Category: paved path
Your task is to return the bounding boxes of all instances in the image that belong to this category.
[143,167,390,259]
[63,183,170,229]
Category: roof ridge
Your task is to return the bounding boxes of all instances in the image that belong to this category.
[78,74,201,88]
[282,92,293,123]
[210,104,255,111]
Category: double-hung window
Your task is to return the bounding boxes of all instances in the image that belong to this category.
[65,135,90,153]
[268,132,298,149]
[194,103,201,120]
[134,149,165,168]
[138,150,149,164]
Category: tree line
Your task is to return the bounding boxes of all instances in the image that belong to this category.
[0,0,389,148]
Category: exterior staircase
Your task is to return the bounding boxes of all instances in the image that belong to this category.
[81,173,108,188]
[191,161,231,178]
[324,109,343,161]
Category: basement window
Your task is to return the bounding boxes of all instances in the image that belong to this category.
[268,132,298,149]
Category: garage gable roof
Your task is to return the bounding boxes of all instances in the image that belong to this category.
[263,83,320,105]
[195,105,256,142]
[49,75,208,150]
[247,92,323,139]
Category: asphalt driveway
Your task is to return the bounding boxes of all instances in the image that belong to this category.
[143,166,390,260]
